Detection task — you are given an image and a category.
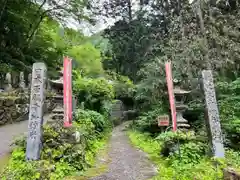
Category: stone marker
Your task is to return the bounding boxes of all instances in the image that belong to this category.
[26,63,47,160]
[202,70,224,158]
[28,73,32,89]
[19,71,26,89]
[4,72,12,91]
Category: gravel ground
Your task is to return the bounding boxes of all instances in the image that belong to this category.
[90,122,157,180]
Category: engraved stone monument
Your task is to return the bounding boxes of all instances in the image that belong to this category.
[201,70,224,158]
[26,63,47,160]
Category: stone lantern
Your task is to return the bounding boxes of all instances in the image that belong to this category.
[173,79,190,129]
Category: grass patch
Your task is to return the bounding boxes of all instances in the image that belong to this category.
[0,154,11,172]
[128,130,224,180]
[65,133,111,180]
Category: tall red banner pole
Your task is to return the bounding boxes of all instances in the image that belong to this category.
[63,57,72,127]
[68,58,72,124]
[165,61,177,131]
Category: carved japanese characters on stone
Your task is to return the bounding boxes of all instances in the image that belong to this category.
[26,63,47,160]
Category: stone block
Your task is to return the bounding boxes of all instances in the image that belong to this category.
[224,168,240,180]
[4,98,15,106]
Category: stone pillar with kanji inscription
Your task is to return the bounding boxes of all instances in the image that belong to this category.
[201,70,224,158]
[26,63,47,160]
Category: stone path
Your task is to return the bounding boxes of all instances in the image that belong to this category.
[0,114,50,157]
[90,122,157,180]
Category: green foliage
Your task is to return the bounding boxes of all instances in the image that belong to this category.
[169,142,207,165]
[67,43,104,77]
[102,19,152,82]
[225,150,240,171]
[1,109,111,180]
[106,71,136,99]
[134,103,167,135]
[73,76,115,112]
[156,131,197,144]
[217,78,240,149]
[156,131,208,162]
[128,130,229,180]
[75,109,110,135]
[0,0,100,77]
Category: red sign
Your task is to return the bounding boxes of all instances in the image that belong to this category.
[157,115,169,126]
[63,57,72,127]
[165,61,177,131]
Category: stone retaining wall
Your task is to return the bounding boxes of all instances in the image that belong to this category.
[0,93,55,126]
[0,94,29,125]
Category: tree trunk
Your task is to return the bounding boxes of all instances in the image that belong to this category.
[26,14,45,45]
[127,0,132,21]
[196,0,211,70]
[0,0,8,23]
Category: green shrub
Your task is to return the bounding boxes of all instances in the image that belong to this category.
[156,131,208,159]
[169,142,207,165]
[128,130,224,180]
[134,103,167,135]
[106,71,136,98]
[1,109,110,180]
[217,78,240,149]
[73,76,115,112]
[75,109,111,135]
[225,149,240,171]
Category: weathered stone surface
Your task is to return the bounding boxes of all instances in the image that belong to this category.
[4,73,12,91]
[0,92,54,127]
[4,98,15,106]
[202,70,224,158]
[26,62,47,160]
[0,96,29,126]
[123,110,138,121]
[19,72,26,89]
[110,100,125,121]
[224,168,240,180]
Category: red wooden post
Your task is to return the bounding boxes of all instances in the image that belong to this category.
[69,58,72,123]
[165,61,177,131]
[63,57,72,127]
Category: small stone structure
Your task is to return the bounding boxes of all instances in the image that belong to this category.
[0,70,54,126]
[110,100,125,121]
[223,168,240,180]
[173,80,190,129]
[19,72,26,90]
[0,95,29,125]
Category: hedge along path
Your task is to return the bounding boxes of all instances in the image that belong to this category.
[75,122,157,180]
